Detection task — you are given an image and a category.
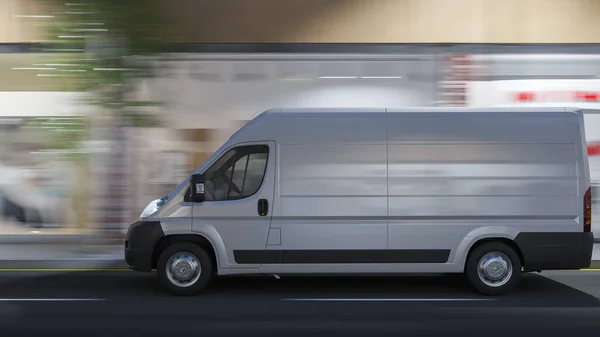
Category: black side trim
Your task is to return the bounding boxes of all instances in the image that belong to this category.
[234,250,281,264]
[514,232,594,271]
[124,220,165,272]
[175,215,574,221]
[388,250,449,263]
[233,249,450,264]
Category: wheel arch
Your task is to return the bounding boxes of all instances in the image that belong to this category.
[453,226,522,272]
[465,237,524,269]
[152,234,219,274]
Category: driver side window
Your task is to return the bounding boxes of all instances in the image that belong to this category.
[203,145,269,202]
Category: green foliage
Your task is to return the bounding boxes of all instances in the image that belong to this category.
[23,117,89,155]
[20,0,169,154]
[33,0,168,125]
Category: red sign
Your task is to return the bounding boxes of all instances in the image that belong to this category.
[514,91,600,102]
[589,144,600,156]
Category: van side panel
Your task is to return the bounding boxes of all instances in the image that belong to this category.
[386,111,583,272]
[188,113,281,269]
[126,107,592,277]
[264,111,389,272]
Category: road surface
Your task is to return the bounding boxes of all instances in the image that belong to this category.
[0,270,598,336]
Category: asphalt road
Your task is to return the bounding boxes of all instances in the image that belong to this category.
[0,270,599,336]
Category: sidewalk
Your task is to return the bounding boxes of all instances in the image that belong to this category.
[0,224,126,269]
[0,224,93,245]
[0,243,126,269]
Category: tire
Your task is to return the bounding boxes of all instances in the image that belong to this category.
[156,242,213,296]
[465,241,521,296]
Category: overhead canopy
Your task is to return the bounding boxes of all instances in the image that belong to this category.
[0,92,90,117]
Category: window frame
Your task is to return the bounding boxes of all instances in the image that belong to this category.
[185,144,270,203]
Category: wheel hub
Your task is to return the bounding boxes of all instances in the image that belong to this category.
[165,252,202,288]
[483,258,507,280]
[172,259,196,281]
[477,251,513,288]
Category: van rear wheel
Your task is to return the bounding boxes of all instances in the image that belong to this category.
[465,242,521,296]
[157,242,213,296]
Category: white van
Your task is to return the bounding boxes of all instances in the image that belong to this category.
[125,107,594,296]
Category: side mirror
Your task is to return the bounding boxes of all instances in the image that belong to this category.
[189,173,205,203]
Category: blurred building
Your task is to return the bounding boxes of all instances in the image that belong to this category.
[3,0,600,234]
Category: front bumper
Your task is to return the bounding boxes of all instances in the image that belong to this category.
[124,220,165,272]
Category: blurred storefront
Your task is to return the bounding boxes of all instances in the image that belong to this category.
[5,2,600,247]
[6,48,600,234]
[0,48,441,233]
[463,54,600,179]
[0,94,90,234]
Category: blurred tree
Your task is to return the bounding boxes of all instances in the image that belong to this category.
[34,0,167,124]
[23,0,169,240]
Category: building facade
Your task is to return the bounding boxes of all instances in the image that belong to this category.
[3,0,600,234]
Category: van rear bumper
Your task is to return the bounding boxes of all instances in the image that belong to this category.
[514,232,594,271]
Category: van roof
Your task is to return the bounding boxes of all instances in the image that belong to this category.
[259,107,583,115]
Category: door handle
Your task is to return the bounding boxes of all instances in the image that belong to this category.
[258,199,269,216]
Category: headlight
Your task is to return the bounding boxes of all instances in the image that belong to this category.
[140,199,161,218]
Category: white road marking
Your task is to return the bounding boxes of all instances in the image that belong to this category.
[0,298,106,302]
[283,298,494,302]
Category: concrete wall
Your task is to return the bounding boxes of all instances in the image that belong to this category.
[5,0,600,44]
[473,55,600,79]
[0,54,75,92]
[149,56,437,129]
[165,0,600,43]
[0,0,44,43]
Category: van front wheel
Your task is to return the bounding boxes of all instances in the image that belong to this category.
[157,242,213,296]
[465,242,521,296]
